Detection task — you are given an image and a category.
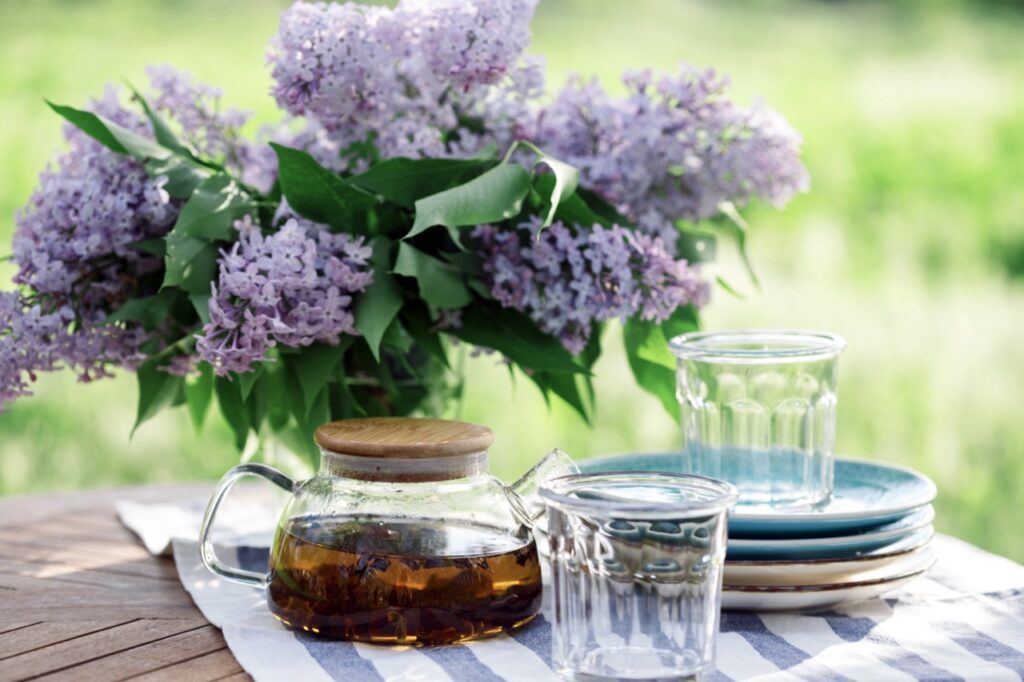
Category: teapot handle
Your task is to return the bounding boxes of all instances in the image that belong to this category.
[199,463,297,588]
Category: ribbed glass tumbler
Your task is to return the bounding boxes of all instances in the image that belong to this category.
[670,329,846,509]
[542,472,738,681]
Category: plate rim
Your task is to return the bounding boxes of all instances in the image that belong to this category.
[720,572,923,611]
[725,529,934,566]
[579,452,937,524]
[723,544,935,588]
[722,556,935,594]
[728,505,934,550]
[731,457,937,522]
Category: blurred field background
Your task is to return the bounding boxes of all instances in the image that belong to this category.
[1,0,1022,561]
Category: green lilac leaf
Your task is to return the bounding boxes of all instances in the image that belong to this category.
[291,341,351,416]
[715,275,746,299]
[264,364,291,432]
[47,101,170,159]
[551,185,614,229]
[349,157,494,209]
[185,363,214,431]
[126,83,191,157]
[661,304,700,342]
[145,155,212,199]
[305,389,332,459]
[380,318,414,353]
[575,187,631,226]
[635,324,675,369]
[237,366,263,402]
[354,237,404,362]
[282,364,323,465]
[215,376,250,451]
[132,361,184,436]
[393,243,472,309]
[675,228,717,264]
[578,323,603,406]
[129,238,167,258]
[105,289,179,327]
[447,302,586,375]
[401,304,449,369]
[171,174,253,241]
[405,163,531,241]
[718,201,761,288]
[244,372,269,432]
[163,234,219,294]
[623,318,678,418]
[530,371,590,424]
[189,293,211,324]
[48,101,210,198]
[271,142,375,232]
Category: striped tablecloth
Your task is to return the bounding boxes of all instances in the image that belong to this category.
[118,500,1024,681]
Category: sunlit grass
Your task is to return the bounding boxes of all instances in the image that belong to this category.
[0,0,1022,562]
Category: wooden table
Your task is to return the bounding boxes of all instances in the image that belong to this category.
[0,485,250,682]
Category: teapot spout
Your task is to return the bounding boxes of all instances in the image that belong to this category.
[507,448,580,527]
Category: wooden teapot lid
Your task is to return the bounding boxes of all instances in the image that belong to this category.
[313,417,494,458]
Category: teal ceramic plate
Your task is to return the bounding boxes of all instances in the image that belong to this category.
[726,505,933,560]
[579,452,936,537]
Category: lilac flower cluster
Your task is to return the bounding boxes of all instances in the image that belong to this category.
[1,293,69,404]
[528,67,809,247]
[2,68,250,406]
[267,0,541,166]
[473,218,710,354]
[195,217,373,375]
[0,291,151,406]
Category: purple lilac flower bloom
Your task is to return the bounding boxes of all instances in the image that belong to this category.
[2,67,249,406]
[472,218,710,355]
[0,292,68,406]
[529,66,809,248]
[145,65,252,163]
[398,0,538,91]
[10,86,174,384]
[267,0,541,166]
[195,216,373,375]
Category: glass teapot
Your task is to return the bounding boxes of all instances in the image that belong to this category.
[199,417,578,644]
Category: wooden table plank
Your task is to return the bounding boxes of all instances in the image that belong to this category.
[0,623,39,638]
[0,556,182,592]
[0,484,251,682]
[125,648,245,682]
[0,571,112,595]
[0,542,181,582]
[0,591,199,615]
[34,625,228,682]
[0,526,169,563]
[0,619,206,681]
[0,620,130,660]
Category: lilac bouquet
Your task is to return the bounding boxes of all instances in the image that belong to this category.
[1,0,807,461]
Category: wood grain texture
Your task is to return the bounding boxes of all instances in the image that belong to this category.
[125,648,245,682]
[314,416,494,457]
[0,485,252,682]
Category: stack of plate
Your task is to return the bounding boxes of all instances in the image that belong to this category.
[579,454,937,611]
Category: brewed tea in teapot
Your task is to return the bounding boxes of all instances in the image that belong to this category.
[199,417,576,644]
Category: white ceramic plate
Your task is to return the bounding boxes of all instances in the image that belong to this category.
[724,544,934,588]
[721,565,932,611]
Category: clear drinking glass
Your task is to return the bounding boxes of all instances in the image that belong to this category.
[542,472,738,681]
[670,329,846,509]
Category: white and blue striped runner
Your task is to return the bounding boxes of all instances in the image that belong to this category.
[120,502,1024,681]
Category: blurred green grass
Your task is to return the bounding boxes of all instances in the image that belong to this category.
[1,0,1022,562]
